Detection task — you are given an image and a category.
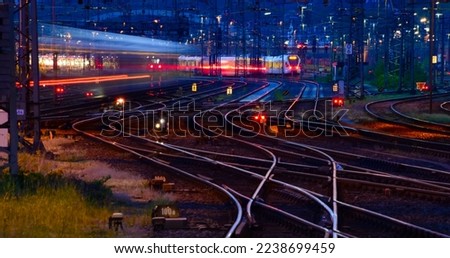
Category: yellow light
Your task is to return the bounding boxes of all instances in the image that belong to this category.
[227,86,233,95]
[116,98,125,105]
[332,83,338,92]
[432,55,437,64]
[192,83,197,92]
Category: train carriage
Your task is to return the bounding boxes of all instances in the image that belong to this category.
[263,54,300,75]
[178,54,301,76]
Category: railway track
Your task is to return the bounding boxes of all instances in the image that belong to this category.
[65,78,450,237]
[365,93,450,137]
[218,82,450,237]
[441,101,450,112]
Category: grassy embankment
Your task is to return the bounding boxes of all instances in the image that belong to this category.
[343,93,450,124]
[0,137,177,237]
[342,93,416,124]
[0,144,116,237]
[0,170,113,237]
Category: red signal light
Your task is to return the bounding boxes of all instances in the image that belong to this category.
[297,43,306,49]
[332,97,344,107]
[253,113,267,123]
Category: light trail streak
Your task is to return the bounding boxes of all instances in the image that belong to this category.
[17,74,151,87]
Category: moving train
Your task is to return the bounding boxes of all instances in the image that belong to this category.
[177,54,301,76]
[37,23,195,78]
[37,24,301,78]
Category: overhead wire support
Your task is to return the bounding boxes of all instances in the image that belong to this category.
[0,0,19,178]
[429,0,436,114]
[15,0,41,152]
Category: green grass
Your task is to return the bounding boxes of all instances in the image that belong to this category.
[357,93,412,102]
[0,140,164,237]
[0,173,114,237]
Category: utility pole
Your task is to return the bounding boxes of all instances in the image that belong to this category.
[352,0,365,98]
[346,0,354,99]
[17,0,41,152]
[0,0,18,179]
[429,0,436,114]
[383,0,390,92]
[238,0,246,76]
[409,0,415,94]
[214,0,222,78]
[224,0,233,56]
[439,14,445,86]
[251,0,262,77]
[281,0,285,79]
[398,0,405,92]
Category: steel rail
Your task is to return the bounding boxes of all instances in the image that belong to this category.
[336,200,450,238]
[281,80,338,238]
[73,116,243,238]
[223,185,334,237]
[221,82,338,237]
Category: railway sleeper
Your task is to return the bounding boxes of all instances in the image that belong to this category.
[339,181,450,202]
[272,188,311,202]
[339,206,443,237]
[252,208,323,237]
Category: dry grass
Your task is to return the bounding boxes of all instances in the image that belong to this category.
[0,136,172,237]
[4,134,187,237]
[43,137,178,204]
[0,186,112,237]
[340,94,411,124]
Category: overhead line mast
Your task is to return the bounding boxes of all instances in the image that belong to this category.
[0,0,18,177]
[16,0,41,152]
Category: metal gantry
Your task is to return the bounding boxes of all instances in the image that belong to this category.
[0,0,19,177]
[16,0,41,152]
[0,0,41,178]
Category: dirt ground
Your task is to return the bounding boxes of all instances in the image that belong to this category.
[40,135,227,238]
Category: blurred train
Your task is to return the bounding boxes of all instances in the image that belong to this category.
[177,54,301,76]
[37,24,301,78]
[37,23,196,78]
